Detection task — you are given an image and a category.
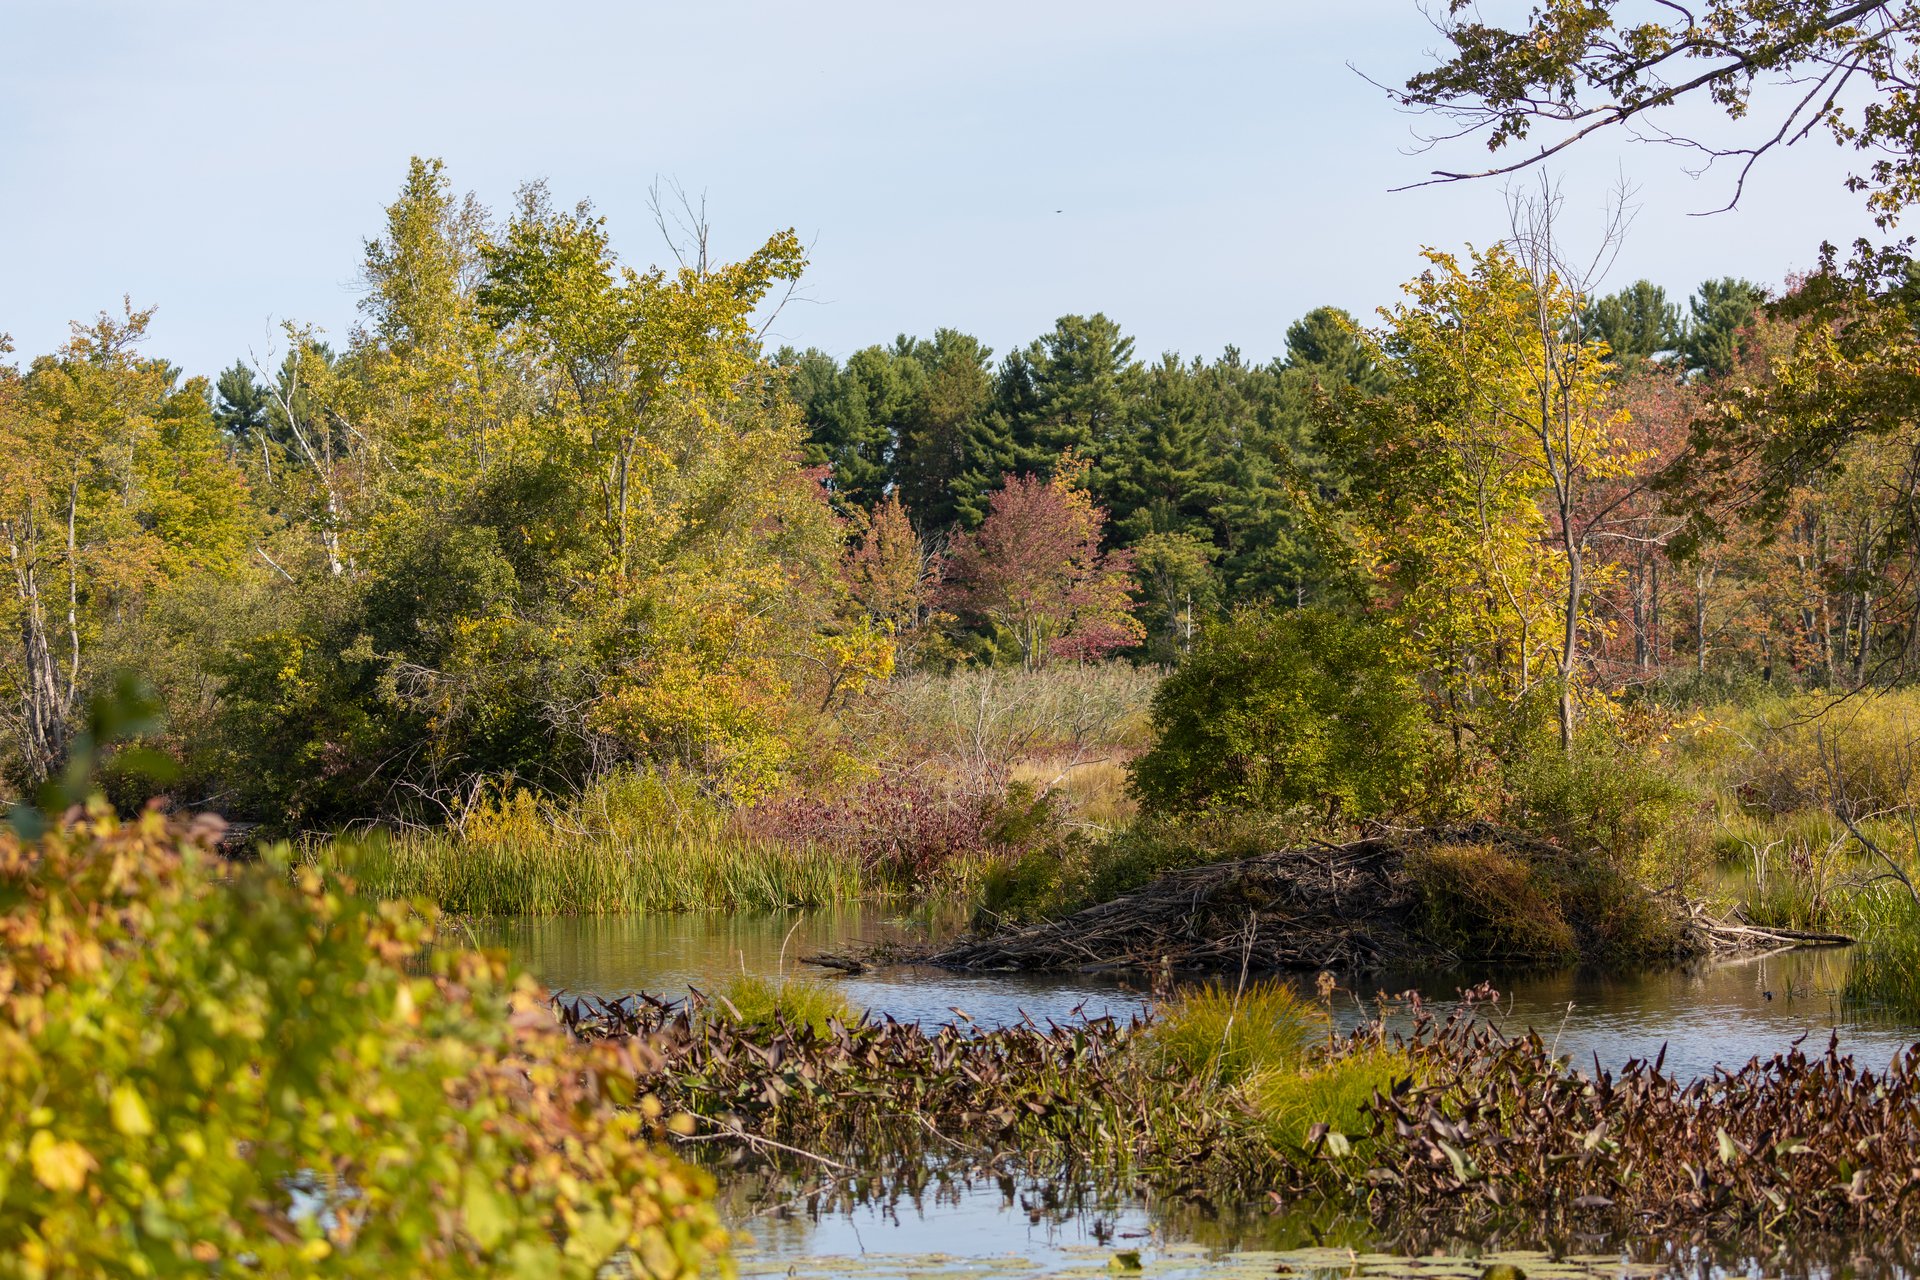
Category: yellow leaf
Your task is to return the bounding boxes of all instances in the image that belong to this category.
[463,1170,515,1251]
[110,1082,154,1137]
[29,1130,96,1192]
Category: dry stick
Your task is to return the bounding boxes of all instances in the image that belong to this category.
[1818,729,1920,909]
[674,1118,856,1173]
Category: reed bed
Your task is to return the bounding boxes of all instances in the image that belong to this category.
[313,828,869,915]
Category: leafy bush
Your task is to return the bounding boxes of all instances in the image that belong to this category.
[732,773,1005,880]
[0,807,726,1277]
[1130,609,1430,819]
[1501,721,1701,874]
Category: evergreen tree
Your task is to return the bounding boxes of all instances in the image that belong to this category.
[894,328,998,531]
[1103,352,1212,543]
[1680,277,1768,378]
[779,345,905,510]
[212,361,271,441]
[998,313,1144,484]
[1582,280,1681,369]
[1283,306,1387,392]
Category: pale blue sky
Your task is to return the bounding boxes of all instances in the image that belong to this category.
[0,1,1877,379]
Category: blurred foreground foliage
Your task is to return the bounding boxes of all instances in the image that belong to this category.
[0,806,726,1278]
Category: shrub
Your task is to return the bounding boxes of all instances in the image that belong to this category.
[1405,838,1688,968]
[1500,724,1699,872]
[1130,609,1430,819]
[0,807,727,1277]
[732,773,1003,880]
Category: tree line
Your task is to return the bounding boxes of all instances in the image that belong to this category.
[4,151,1913,826]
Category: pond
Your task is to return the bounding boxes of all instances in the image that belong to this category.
[484,909,1920,1279]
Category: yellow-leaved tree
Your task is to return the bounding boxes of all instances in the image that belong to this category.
[1327,233,1641,750]
[0,309,250,788]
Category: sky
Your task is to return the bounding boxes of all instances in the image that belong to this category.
[0,0,1883,381]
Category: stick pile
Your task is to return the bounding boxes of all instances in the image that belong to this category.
[913,824,1853,975]
[928,831,1431,973]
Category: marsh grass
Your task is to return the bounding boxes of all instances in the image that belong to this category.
[1150,979,1326,1087]
[1009,756,1137,829]
[1246,1048,1411,1151]
[314,827,868,915]
[707,974,855,1036]
[1844,884,1920,1017]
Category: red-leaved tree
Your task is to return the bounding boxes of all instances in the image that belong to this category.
[943,469,1143,668]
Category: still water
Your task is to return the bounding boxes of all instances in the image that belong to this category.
[481,909,1920,1278]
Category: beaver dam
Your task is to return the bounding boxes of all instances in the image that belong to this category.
[837,824,1855,976]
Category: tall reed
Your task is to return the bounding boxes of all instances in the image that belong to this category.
[312,828,868,915]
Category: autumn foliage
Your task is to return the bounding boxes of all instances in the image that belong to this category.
[942,469,1143,668]
[0,808,726,1277]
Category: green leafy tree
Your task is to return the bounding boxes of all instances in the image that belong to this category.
[0,308,250,788]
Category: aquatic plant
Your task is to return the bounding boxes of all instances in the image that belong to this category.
[563,979,1920,1260]
[707,974,855,1037]
[309,826,870,916]
[1358,989,1920,1245]
[1149,980,1326,1087]
[559,991,1301,1193]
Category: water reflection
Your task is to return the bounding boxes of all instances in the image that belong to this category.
[1344,945,1919,1078]
[474,906,1157,1029]
[486,910,1919,1075]
[485,910,1920,1278]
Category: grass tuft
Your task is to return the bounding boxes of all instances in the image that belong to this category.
[1245,1047,1412,1151]
[1150,980,1326,1087]
[708,974,855,1037]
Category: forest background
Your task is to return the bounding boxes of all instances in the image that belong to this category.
[0,154,1885,842]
